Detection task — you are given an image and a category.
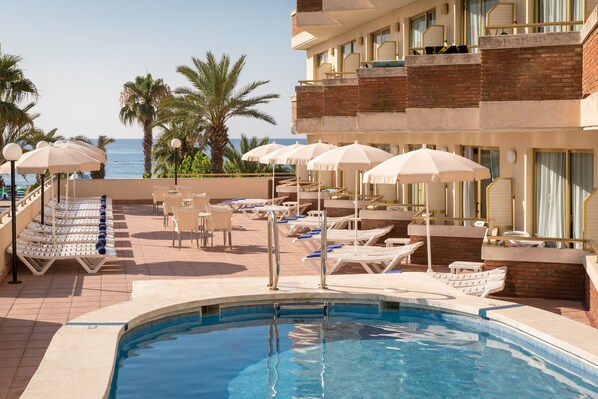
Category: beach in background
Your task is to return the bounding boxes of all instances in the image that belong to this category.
[2,137,307,187]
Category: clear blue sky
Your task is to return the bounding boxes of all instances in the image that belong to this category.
[0,0,305,139]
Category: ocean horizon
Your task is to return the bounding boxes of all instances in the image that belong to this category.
[3,137,307,187]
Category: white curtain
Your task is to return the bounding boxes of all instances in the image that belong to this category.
[410,15,426,49]
[465,0,480,46]
[572,0,583,31]
[535,152,566,238]
[462,147,476,219]
[571,153,594,240]
[538,0,567,32]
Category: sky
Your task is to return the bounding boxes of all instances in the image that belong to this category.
[0,0,305,139]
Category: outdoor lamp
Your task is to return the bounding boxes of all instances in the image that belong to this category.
[506,149,517,164]
[3,143,23,284]
[36,141,49,224]
[170,138,182,186]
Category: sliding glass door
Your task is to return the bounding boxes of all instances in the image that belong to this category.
[462,146,499,219]
[464,0,499,48]
[534,150,593,239]
[537,0,583,32]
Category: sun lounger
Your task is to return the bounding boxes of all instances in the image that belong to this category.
[26,221,113,235]
[8,240,116,275]
[42,207,113,220]
[33,215,114,227]
[221,196,289,212]
[429,266,508,298]
[19,229,115,245]
[303,242,423,274]
[284,214,355,236]
[294,225,394,246]
[243,202,311,220]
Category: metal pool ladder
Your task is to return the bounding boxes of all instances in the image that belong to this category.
[267,211,281,290]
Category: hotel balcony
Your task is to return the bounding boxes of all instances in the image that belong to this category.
[293,20,598,135]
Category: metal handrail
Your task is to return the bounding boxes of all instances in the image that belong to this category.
[487,235,585,248]
[484,20,583,35]
[267,210,281,291]
[320,210,327,289]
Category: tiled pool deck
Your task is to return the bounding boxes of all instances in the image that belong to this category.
[0,204,593,398]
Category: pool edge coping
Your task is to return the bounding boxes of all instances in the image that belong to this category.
[19,274,598,399]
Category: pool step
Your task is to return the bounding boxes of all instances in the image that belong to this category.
[276,302,328,318]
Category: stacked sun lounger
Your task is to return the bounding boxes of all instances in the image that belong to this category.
[282,214,355,236]
[429,266,508,297]
[10,195,116,275]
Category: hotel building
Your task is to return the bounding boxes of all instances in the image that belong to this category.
[291,0,598,248]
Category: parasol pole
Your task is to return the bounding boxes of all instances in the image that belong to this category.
[51,174,56,242]
[354,171,358,246]
[272,164,276,201]
[425,182,432,273]
[317,170,321,223]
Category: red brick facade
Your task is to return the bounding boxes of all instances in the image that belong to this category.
[583,25,598,97]
[409,235,484,266]
[296,87,324,119]
[297,0,322,12]
[481,45,583,101]
[586,275,598,326]
[407,64,481,108]
[323,85,359,116]
[360,218,411,242]
[325,206,359,218]
[485,260,585,300]
[358,76,407,112]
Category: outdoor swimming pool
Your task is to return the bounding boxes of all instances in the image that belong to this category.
[110,302,598,398]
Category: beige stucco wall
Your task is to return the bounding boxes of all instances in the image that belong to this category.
[71,177,269,201]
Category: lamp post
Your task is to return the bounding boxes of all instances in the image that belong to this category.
[170,138,182,186]
[3,143,23,284]
[36,141,49,224]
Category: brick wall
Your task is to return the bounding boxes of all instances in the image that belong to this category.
[485,260,585,300]
[586,276,598,326]
[296,88,324,119]
[409,235,484,265]
[297,0,322,12]
[358,76,407,112]
[323,85,359,116]
[407,64,481,108]
[361,218,411,242]
[325,206,359,218]
[482,45,583,101]
[300,198,324,213]
[583,25,598,97]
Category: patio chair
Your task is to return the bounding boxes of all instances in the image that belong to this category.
[192,194,211,212]
[8,240,116,275]
[152,186,169,213]
[206,205,233,249]
[175,185,193,199]
[171,206,200,249]
[163,193,183,227]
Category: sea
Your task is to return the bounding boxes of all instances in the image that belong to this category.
[3,137,307,187]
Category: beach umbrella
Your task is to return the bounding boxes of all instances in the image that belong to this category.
[54,140,106,200]
[242,142,285,200]
[259,142,305,204]
[308,141,392,246]
[363,145,491,272]
[10,144,101,240]
[283,140,336,218]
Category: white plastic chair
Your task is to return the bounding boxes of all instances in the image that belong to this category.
[152,186,169,213]
[175,185,193,199]
[163,193,183,227]
[192,194,211,212]
[206,205,233,249]
[171,207,200,249]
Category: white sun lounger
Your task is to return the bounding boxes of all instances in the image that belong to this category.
[52,198,112,210]
[8,240,116,275]
[294,225,394,246]
[26,221,114,235]
[33,215,114,227]
[284,214,355,236]
[304,242,423,274]
[221,196,289,212]
[42,207,113,220]
[429,266,508,298]
[243,203,311,220]
[19,229,115,245]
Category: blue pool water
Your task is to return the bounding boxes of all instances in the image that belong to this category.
[110,303,598,399]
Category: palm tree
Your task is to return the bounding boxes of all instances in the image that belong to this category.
[0,46,38,151]
[224,134,272,174]
[159,52,279,174]
[72,135,115,179]
[152,120,205,177]
[119,73,170,177]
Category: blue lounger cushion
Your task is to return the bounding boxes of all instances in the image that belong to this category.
[276,219,288,224]
[326,244,342,251]
[297,233,314,239]
[97,246,106,255]
[306,251,321,258]
[384,269,403,274]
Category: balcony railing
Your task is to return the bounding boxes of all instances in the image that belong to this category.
[484,20,584,35]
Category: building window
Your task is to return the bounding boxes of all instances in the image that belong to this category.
[315,51,329,67]
[410,9,436,54]
[370,27,391,60]
[462,146,500,219]
[537,0,583,32]
[408,144,436,206]
[464,0,499,48]
[534,150,593,241]
[339,40,357,71]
